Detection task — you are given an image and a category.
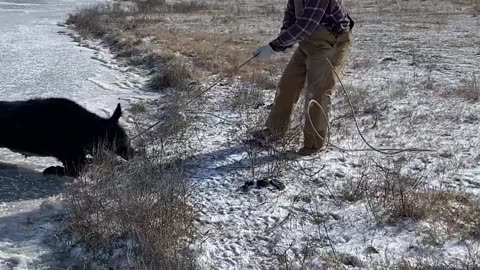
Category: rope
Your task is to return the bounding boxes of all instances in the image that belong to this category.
[131,51,434,155]
[303,57,434,154]
[131,55,257,140]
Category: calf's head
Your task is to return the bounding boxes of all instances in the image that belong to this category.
[104,103,135,160]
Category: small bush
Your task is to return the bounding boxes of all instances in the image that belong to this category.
[339,155,480,239]
[66,3,128,38]
[443,74,479,102]
[366,172,428,223]
[170,1,211,13]
[474,1,480,14]
[149,58,194,91]
[65,147,195,269]
[457,74,479,102]
[247,72,277,90]
[344,156,430,223]
[335,85,380,116]
[336,170,369,202]
[230,85,265,111]
[361,157,477,226]
[65,5,106,37]
[135,0,167,13]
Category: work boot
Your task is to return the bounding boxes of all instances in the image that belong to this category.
[297,145,324,156]
[250,128,282,144]
[297,145,323,156]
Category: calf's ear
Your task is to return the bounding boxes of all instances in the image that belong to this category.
[110,103,122,122]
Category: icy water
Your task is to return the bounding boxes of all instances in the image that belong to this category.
[0,0,151,268]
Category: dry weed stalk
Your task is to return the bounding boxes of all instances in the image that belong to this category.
[64,138,196,269]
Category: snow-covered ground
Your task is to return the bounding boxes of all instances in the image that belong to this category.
[1,0,479,268]
[175,5,480,269]
[0,0,156,268]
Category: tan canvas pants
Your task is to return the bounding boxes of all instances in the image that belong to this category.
[265,28,351,150]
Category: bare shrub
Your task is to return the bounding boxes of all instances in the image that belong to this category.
[343,156,429,223]
[135,0,167,13]
[65,4,106,37]
[275,241,323,270]
[230,85,265,111]
[334,85,379,116]
[149,58,194,91]
[133,84,201,151]
[64,146,196,269]
[457,74,479,102]
[455,198,480,240]
[169,1,212,13]
[362,156,463,224]
[336,169,369,202]
[339,155,480,236]
[366,170,428,223]
[66,3,128,38]
[127,101,147,116]
[149,31,282,83]
[382,243,480,270]
[246,72,277,90]
[320,251,364,269]
[442,74,479,102]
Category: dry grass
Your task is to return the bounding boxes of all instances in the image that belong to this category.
[147,31,280,82]
[149,57,194,90]
[455,74,478,102]
[364,158,430,223]
[169,1,213,13]
[64,145,196,269]
[135,0,166,13]
[230,84,265,111]
[364,0,480,13]
[336,155,480,241]
[246,71,278,90]
[441,74,479,102]
[65,3,125,38]
[65,0,284,90]
[336,169,369,202]
[380,248,480,270]
[135,0,216,14]
[64,0,480,269]
[334,85,381,118]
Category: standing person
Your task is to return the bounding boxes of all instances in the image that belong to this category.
[252,0,354,155]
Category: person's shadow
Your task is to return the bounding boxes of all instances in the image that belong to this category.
[0,161,64,203]
[181,141,295,178]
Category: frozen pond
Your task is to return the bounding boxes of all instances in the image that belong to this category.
[0,0,152,268]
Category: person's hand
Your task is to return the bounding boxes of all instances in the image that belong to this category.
[253,44,275,60]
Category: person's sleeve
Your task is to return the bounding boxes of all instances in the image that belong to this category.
[270,0,328,52]
[280,0,296,31]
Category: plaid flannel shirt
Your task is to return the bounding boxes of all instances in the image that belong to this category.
[270,0,352,52]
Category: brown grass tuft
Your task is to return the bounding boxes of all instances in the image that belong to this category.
[149,58,194,91]
[169,1,212,13]
[65,145,196,269]
[442,74,479,102]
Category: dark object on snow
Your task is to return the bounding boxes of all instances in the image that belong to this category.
[270,179,286,190]
[241,178,286,191]
[240,180,255,192]
[256,178,270,188]
[0,98,134,177]
[365,245,379,254]
[338,253,364,268]
[381,57,397,63]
